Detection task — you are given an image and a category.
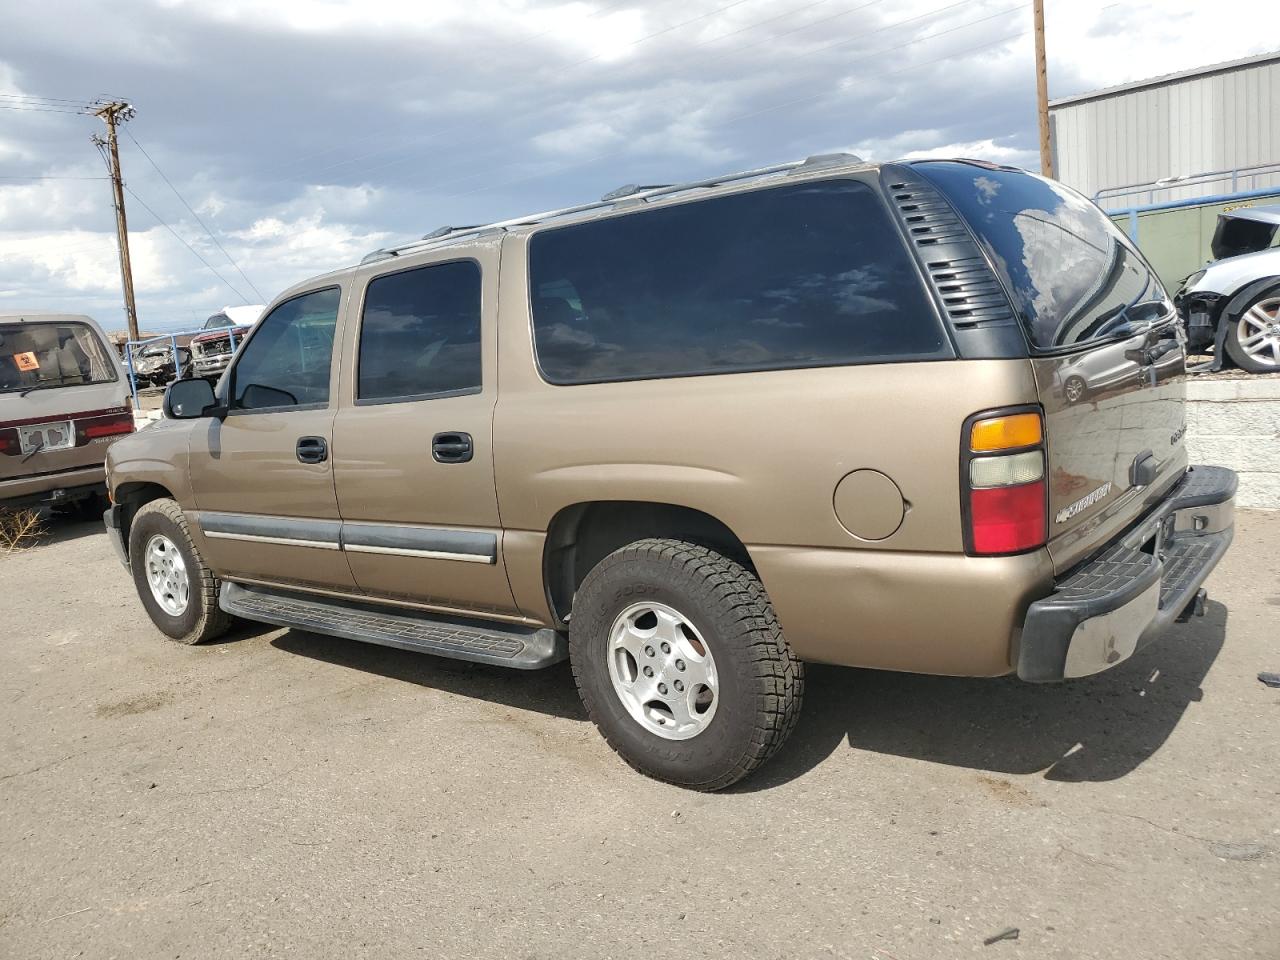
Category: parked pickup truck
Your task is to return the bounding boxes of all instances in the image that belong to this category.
[103,155,1236,790]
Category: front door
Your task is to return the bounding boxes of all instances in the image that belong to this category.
[187,285,356,591]
[331,244,519,616]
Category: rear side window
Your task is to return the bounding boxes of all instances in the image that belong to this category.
[358,260,482,402]
[528,179,946,384]
[915,162,1170,351]
[232,287,339,410]
[0,322,117,394]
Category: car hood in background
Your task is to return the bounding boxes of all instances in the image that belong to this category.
[1185,246,1280,296]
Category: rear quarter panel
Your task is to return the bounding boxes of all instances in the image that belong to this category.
[493,234,1047,672]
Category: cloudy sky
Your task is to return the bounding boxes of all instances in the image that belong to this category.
[0,0,1274,334]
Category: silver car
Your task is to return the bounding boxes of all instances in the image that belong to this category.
[1175,204,1280,373]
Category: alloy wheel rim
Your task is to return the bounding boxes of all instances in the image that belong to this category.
[1237,297,1280,367]
[144,533,190,617]
[607,601,718,740]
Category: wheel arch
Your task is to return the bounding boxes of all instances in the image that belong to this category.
[114,481,176,548]
[1221,275,1280,325]
[542,500,753,627]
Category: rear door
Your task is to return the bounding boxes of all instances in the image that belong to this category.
[330,240,520,616]
[917,162,1188,571]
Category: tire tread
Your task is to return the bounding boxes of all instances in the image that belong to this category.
[570,538,804,791]
[130,498,231,645]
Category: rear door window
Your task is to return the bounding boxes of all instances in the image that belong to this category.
[357,260,482,402]
[528,179,947,384]
[0,322,117,394]
[231,287,340,410]
[914,161,1171,351]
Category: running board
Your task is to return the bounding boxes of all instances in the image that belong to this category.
[219,583,566,670]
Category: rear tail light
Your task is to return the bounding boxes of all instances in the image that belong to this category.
[0,427,19,456]
[963,408,1047,556]
[76,411,135,444]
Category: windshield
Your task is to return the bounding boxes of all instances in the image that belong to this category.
[915,161,1170,351]
[0,322,118,393]
[204,314,234,329]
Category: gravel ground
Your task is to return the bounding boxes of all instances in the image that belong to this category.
[1,512,1278,960]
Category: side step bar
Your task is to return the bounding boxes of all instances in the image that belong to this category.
[219,583,567,670]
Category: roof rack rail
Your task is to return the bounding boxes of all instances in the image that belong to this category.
[599,183,672,202]
[422,224,481,240]
[794,151,863,170]
[359,154,869,264]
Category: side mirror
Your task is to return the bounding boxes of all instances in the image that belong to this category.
[164,377,222,419]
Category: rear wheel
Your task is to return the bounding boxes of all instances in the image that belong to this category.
[1224,291,1280,373]
[569,538,803,791]
[128,498,231,644]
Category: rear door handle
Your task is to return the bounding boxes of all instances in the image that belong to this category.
[432,432,473,464]
[296,436,328,464]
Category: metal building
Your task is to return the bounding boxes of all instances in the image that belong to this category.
[1049,50,1280,209]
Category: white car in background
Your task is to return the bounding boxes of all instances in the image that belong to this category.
[1175,204,1280,373]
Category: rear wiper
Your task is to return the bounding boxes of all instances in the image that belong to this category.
[18,378,78,397]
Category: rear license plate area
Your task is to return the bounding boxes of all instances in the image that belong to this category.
[19,421,74,455]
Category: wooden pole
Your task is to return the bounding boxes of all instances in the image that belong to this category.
[1033,0,1054,179]
[95,102,140,342]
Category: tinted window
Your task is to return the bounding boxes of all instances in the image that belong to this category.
[916,162,1170,351]
[358,260,482,401]
[0,322,117,393]
[528,179,944,383]
[231,288,339,410]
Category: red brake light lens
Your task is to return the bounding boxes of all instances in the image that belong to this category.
[969,480,1047,554]
[963,408,1047,556]
[0,427,19,456]
[77,412,135,443]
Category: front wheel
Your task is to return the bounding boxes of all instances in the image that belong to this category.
[569,539,804,791]
[1224,291,1280,373]
[128,498,231,644]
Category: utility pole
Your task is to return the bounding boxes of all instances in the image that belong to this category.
[1033,0,1055,179]
[92,101,140,342]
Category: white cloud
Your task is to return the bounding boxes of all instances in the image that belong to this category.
[0,0,1274,332]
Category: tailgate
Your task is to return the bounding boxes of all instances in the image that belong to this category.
[1032,325,1188,573]
[911,161,1191,573]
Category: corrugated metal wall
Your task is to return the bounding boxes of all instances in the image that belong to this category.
[1050,55,1280,208]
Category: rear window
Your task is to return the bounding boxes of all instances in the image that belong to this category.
[915,162,1169,351]
[0,322,118,394]
[528,178,946,384]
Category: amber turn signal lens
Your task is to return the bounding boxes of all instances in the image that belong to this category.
[970,413,1042,452]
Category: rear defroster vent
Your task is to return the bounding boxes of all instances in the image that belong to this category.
[887,179,1016,331]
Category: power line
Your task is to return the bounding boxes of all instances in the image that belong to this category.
[123,185,253,306]
[264,0,775,185]
[391,0,1019,204]
[124,129,267,301]
[415,19,1031,214]
[0,175,110,181]
[253,0,653,178]
[270,0,899,191]
[0,103,95,115]
[0,92,98,105]
[279,0,963,193]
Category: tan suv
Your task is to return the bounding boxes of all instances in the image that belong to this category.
[103,155,1236,790]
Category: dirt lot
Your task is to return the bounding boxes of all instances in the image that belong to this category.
[2,512,1278,960]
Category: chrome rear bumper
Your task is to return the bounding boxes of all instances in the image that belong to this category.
[1017,465,1236,683]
